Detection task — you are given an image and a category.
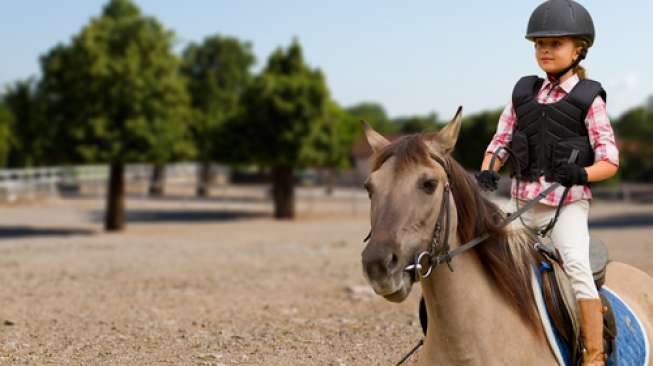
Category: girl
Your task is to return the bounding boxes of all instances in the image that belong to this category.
[476,1,619,365]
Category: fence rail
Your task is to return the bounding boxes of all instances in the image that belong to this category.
[0,163,222,203]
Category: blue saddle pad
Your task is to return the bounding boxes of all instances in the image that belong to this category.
[543,282,650,366]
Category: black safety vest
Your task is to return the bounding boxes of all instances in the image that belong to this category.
[509,75,606,182]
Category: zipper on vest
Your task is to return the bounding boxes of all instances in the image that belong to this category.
[538,109,548,176]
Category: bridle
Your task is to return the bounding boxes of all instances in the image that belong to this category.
[362,152,455,274]
[407,153,455,277]
[403,152,497,278]
[396,151,500,279]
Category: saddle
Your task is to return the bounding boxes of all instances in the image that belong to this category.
[537,237,617,365]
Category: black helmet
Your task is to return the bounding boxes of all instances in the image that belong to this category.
[526,0,595,47]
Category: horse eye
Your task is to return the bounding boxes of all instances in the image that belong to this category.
[421,179,438,194]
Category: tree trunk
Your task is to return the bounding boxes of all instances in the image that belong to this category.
[272,166,295,219]
[149,164,165,196]
[196,162,211,197]
[325,167,337,196]
[105,162,126,231]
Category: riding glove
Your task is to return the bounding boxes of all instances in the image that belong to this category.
[475,170,501,192]
[553,162,588,188]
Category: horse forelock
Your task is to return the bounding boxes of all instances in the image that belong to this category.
[370,134,436,174]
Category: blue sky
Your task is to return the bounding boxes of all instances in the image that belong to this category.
[1,1,651,119]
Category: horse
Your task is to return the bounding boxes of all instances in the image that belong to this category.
[360,107,653,365]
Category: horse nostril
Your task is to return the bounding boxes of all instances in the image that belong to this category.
[388,253,399,271]
[363,247,402,280]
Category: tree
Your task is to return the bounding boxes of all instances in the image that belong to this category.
[0,102,13,167]
[300,101,359,194]
[39,0,194,230]
[454,108,504,171]
[346,102,396,134]
[614,106,653,182]
[228,39,330,218]
[181,35,255,196]
[2,79,50,167]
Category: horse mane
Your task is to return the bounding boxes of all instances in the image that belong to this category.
[372,134,541,332]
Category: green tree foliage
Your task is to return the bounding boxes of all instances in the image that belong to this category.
[346,102,396,134]
[2,79,50,167]
[181,35,255,196]
[614,105,653,182]
[181,35,255,160]
[454,108,504,171]
[236,39,329,166]
[300,100,358,169]
[0,102,14,166]
[39,0,194,230]
[229,39,330,218]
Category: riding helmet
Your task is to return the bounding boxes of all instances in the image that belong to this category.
[526,0,595,47]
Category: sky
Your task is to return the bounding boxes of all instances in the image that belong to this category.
[1,1,651,119]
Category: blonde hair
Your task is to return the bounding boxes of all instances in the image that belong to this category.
[572,38,590,80]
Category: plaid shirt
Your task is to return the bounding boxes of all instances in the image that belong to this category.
[485,73,620,206]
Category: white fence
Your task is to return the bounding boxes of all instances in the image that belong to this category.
[0,163,224,203]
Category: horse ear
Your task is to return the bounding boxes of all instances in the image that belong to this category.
[427,106,463,154]
[361,120,390,153]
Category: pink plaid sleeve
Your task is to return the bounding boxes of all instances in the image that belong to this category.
[585,96,620,167]
[485,102,516,162]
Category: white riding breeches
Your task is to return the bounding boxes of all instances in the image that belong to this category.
[502,198,599,300]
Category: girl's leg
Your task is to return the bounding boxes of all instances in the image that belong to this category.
[549,199,605,365]
[548,199,597,299]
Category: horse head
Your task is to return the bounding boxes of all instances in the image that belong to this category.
[360,107,463,302]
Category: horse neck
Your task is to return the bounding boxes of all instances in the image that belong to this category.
[418,213,549,364]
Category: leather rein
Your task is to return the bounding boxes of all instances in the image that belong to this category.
[404,148,577,279]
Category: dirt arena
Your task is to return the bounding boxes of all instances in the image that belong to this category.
[1,186,652,365]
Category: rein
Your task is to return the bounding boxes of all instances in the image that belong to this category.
[404,148,578,279]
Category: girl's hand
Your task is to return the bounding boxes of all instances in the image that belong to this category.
[553,162,588,187]
[475,170,501,192]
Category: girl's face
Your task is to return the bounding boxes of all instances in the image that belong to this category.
[534,37,582,75]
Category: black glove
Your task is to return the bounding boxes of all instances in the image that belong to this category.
[475,170,501,192]
[553,162,588,188]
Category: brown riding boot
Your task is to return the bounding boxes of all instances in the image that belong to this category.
[577,298,607,366]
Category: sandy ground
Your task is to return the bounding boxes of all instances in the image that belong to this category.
[0,186,652,365]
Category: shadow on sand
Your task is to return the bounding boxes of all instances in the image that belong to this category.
[589,213,653,230]
[88,209,270,224]
[0,226,95,240]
